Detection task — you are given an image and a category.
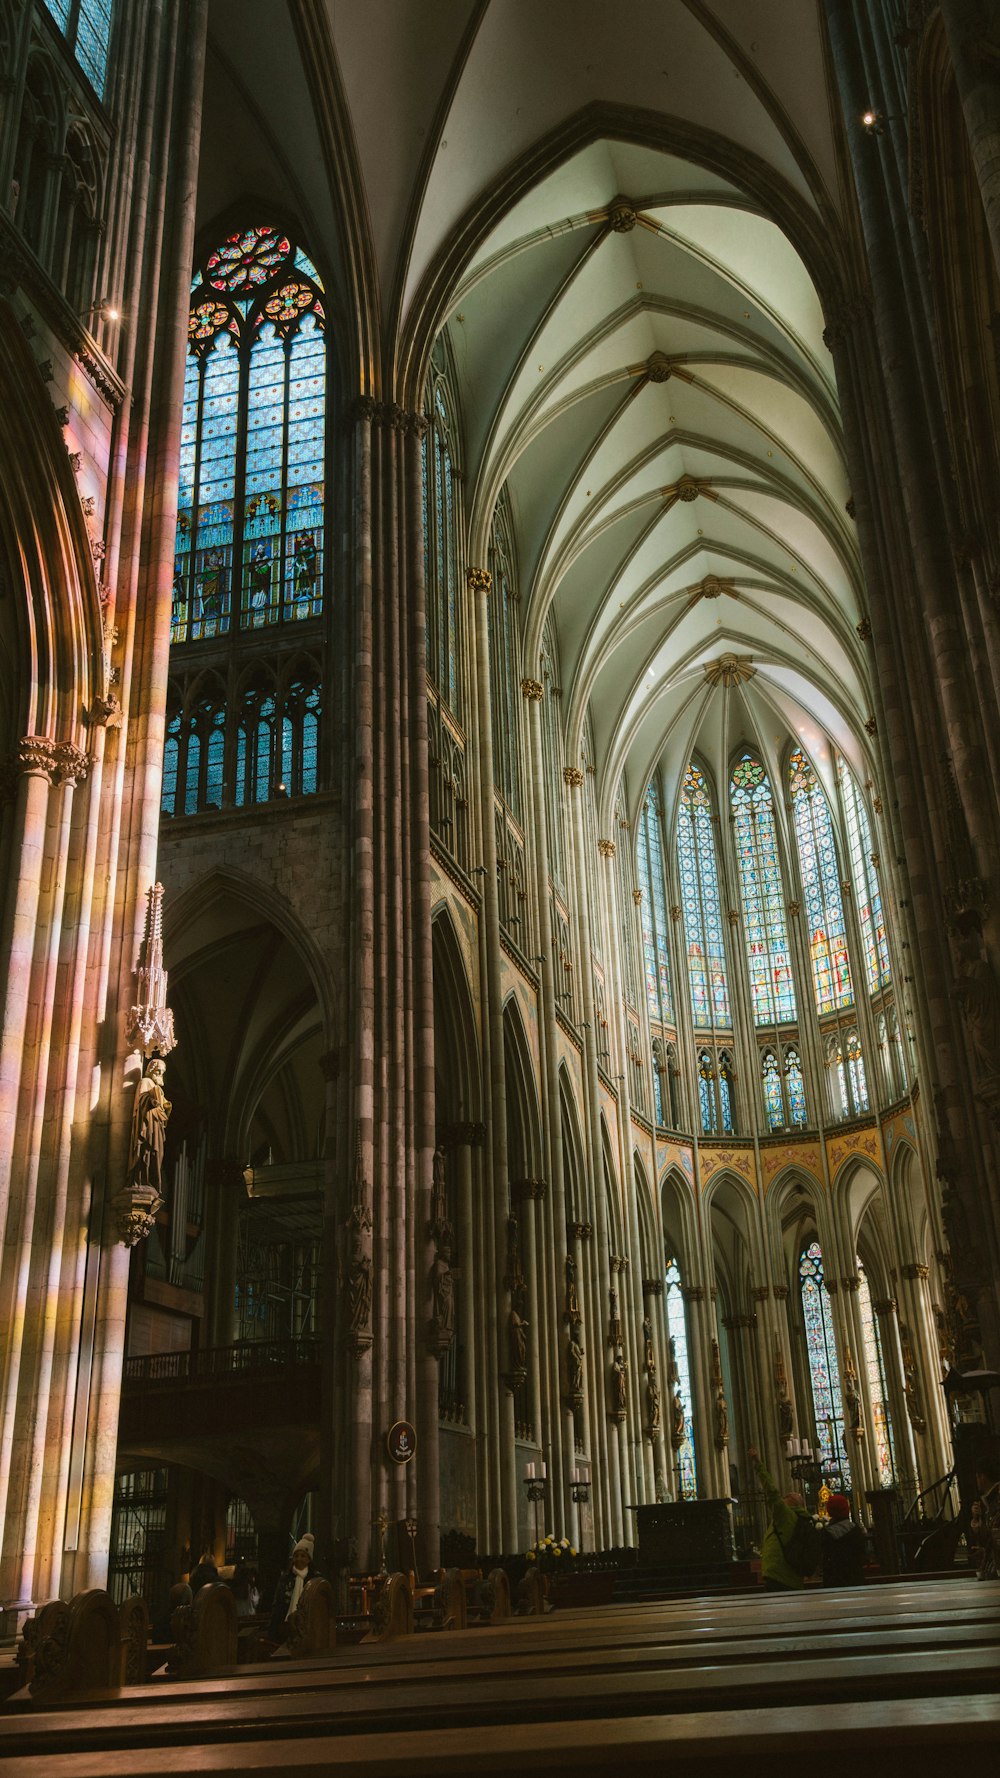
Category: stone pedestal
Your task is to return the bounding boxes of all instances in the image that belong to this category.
[633,1499,735,1570]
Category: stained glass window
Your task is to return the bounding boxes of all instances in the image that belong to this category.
[789,748,853,1014]
[423,348,463,714]
[637,782,674,1023]
[487,489,524,820]
[43,0,114,99]
[761,1048,784,1130]
[678,763,730,1025]
[173,226,326,647]
[888,1005,908,1092]
[731,753,796,1024]
[845,1028,868,1112]
[699,1049,716,1135]
[799,1240,851,1489]
[784,1045,807,1126]
[838,758,890,994]
[719,1051,736,1134]
[858,1259,896,1487]
[665,1256,697,1497]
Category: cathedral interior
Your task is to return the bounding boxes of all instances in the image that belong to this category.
[3,0,1000,1662]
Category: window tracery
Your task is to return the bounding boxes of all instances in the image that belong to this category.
[637,781,674,1024]
[487,489,524,821]
[172,226,326,648]
[42,0,113,99]
[799,1239,851,1489]
[665,1254,697,1496]
[838,757,890,994]
[678,762,730,1026]
[789,747,854,1015]
[731,752,796,1025]
[423,345,463,713]
[858,1258,896,1487]
[161,656,322,817]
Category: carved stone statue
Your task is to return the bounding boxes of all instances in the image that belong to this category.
[671,1387,685,1450]
[952,911,1000,1117]
[129,1057,171,1193]
[567,1334,584,1399]
[643,1315,656,1375]
[564,1252,581,1324]
[646,1373,661,1434]
[509,1308,528,1373]
[612,1345,628,1414]
[715,1387,729,1449]
[347,1226,373,1333]
[843,1352,863,1440]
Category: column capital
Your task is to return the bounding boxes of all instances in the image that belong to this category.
[824,1278,839,1294]
[512,1177,547,1202]
[10,736,90,786]
[751,1284,769,1302]
[568,1221,592,1241]
[468,566,492,596]
[681,1284,704,1303]
[642,1277,664,1296]
[598,838,616,859]
[520,676,543,700]
[444,1120,486,1147]
[901,1262,930,1281]
[841,1273,860,1292]
[563,766,584,788]
[632,888,643,904]
[611,1253,630,1273]
[873,1296,897,1316]
[773,1284,790,1301]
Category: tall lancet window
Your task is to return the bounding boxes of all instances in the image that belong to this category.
[172,226,326,647]
[637,782,673,1023]
[789,748,853,1015]
[730,753,796,1025]
[665,1254,697,1497]
[487,489,524,821]
[423,341,464,715]
[678,763,730,1026]
[799,1239,851,1489]
[837,758,891,994]
[42,0,114,98]
[858,1258,895,1487]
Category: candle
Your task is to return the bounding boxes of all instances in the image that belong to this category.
[526,1462,535,1479]
[540,1461,547,1478]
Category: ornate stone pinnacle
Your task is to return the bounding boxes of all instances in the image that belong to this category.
[125,883,176,1056]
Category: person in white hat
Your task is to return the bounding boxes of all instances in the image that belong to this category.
[266,1532,320,1646]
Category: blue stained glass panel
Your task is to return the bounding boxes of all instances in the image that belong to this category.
[665,1258,698,1497]
[800,1240,851,1489]
[785,1047,807,1126]
[678,763,730,1025]
[77,0,114,96]
[184,730,201,816]
[731,753,796,1024]
[638,784,673,1022]
[161,719,179,816]
[762,1049,783,1129]
[205,716,224,808]
[838,758,891,995]
[43,0,72,26]
[789,748,853,1014]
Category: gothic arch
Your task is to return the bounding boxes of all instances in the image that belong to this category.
[633,1149,657,1281]
[0,300,103,746]
[558,1066,587,1224]
[432,905,482,1126]
[660,1163,698,1271]
[502,996,542,1183]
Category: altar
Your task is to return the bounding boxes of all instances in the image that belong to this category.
[634,1499,735,1570]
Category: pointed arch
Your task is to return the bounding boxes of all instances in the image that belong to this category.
[431,905,482,1125]
[502,995,542,1184]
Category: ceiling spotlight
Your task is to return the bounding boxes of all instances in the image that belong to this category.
[860,108,894,136]
[83,297,122,325]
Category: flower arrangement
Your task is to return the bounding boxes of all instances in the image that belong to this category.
[524,1534,577,1573]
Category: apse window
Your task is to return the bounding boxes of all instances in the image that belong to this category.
[41,0,114,100]
[172,226,327,647]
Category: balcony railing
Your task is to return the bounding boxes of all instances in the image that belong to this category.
[123,1336,322,1389]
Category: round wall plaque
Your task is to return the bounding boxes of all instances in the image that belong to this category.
[386,1420,417,1464]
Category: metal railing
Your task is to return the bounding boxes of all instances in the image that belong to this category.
[123,1335,323,1388]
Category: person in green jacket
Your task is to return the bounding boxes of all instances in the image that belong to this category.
[748,1444,813,1591]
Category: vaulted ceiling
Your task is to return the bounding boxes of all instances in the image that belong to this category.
[203,0,877,827]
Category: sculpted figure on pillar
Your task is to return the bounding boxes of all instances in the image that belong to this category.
[346,1202,373,1351]
[564,1252,581,1325]
[668,1337,685,1450]
[129,1056,171,1195]
[509,1308,529,1376]
[646,1372,661,1438]
[610,1345,628,1422]
[951,909,1000,1123]
[567,1333,584,1403]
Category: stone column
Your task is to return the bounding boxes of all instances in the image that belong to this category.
[939,0,1000,278]
[469,568,517,1551]
[872,1293,918,1505]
